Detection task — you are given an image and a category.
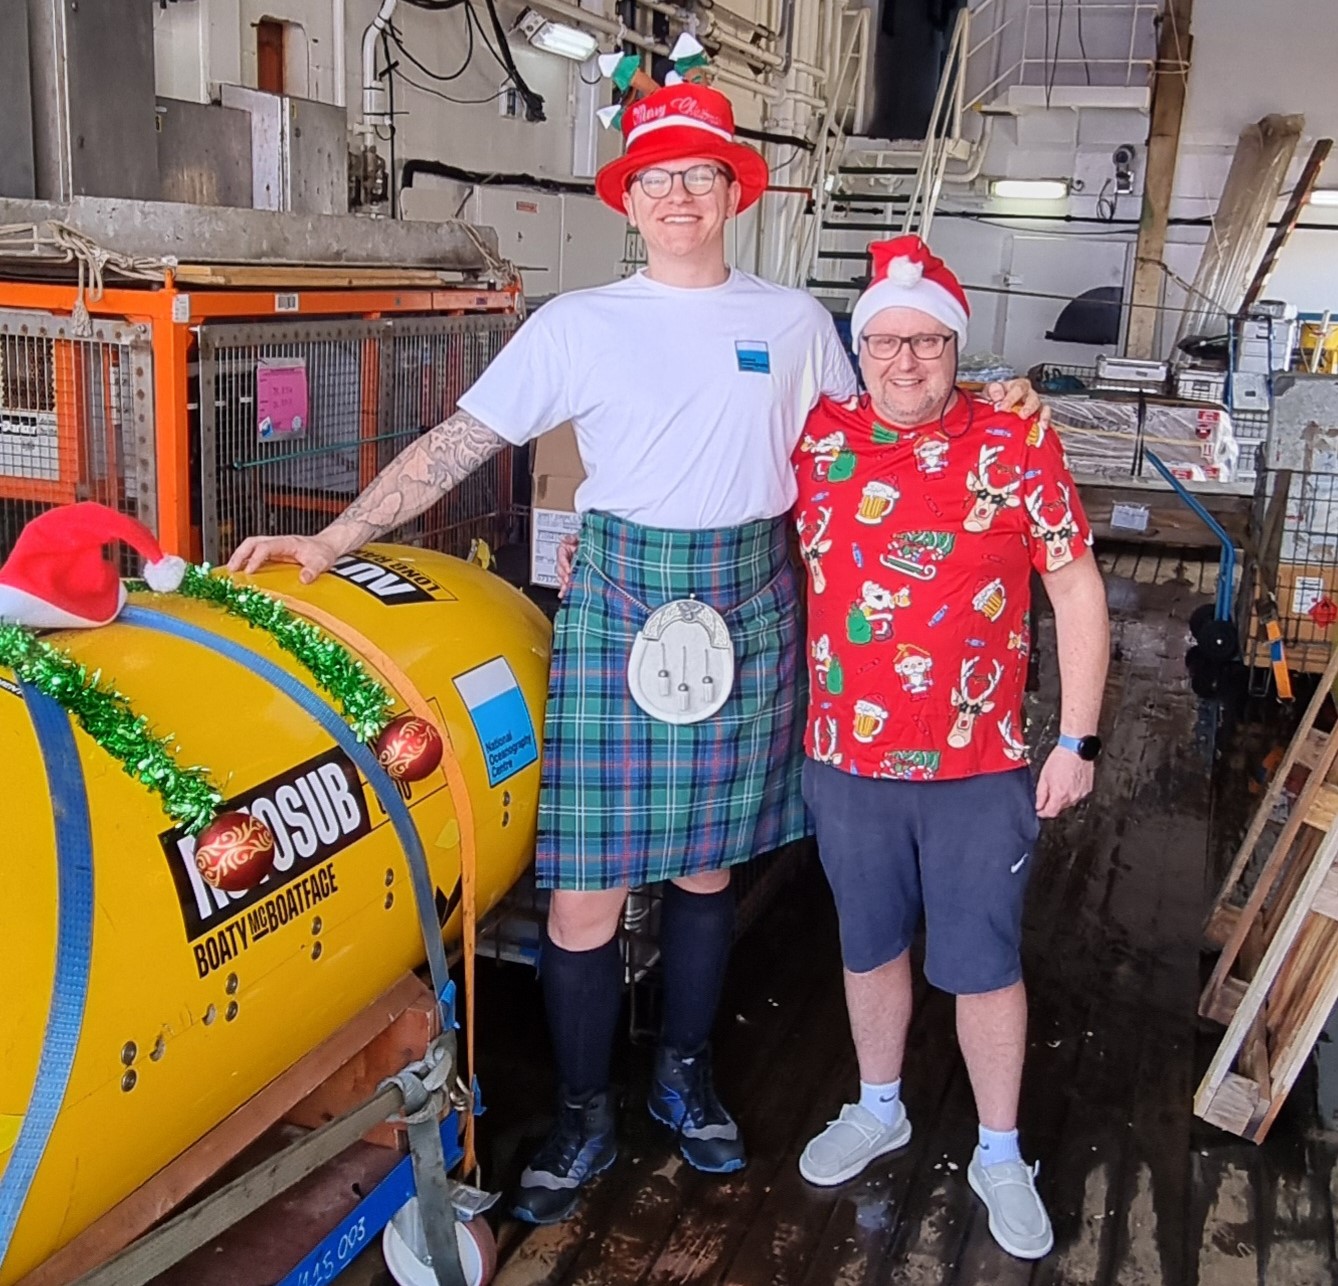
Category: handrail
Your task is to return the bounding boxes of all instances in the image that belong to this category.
[901,5,969,238]
[777,0,868,289]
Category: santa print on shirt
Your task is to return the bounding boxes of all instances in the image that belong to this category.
[794,389,1092,781]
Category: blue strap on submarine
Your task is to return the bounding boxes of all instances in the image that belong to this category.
[0,689,96,1271]
[121,607,456,1012]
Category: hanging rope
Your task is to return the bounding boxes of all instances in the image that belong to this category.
[0,220,175,334]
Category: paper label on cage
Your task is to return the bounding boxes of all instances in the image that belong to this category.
[274,293,300,312]
[171,295,191,323]
[1109,503,1149,533]
[1292,575,1326,617]
[257,358,308,440]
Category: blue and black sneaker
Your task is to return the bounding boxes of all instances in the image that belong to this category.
[647,1045,747,1174]
[510,1090,618,1224]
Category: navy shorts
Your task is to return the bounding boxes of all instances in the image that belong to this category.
[802,759,1041,994]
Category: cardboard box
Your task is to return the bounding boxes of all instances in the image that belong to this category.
[530,423,585,588]
[1230,372,1271,412]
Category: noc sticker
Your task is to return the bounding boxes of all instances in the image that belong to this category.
[453,657,538,787]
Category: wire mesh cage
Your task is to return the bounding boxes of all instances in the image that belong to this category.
[1242,465,1338,679]
[199,313,523,565]
[0,311,156,568]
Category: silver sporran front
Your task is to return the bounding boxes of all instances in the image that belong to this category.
[627,598,735,725]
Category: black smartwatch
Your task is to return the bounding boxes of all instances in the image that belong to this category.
[1056,733,1102,762]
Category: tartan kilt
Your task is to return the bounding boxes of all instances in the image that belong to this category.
[535,510,807,891]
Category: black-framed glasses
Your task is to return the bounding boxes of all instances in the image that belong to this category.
[860,332,955,361]
[631,164,730,199]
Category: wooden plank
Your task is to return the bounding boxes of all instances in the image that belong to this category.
[1204,974,1248,1025]
[1263,829,1325,942]
[1201,712,1338,1016]
[1310,866,1338,921]
[1204,642,1338,941]
[1307,785,1338,834]
[1125,0,1194,358]
[1205,902,1241,950]
[18,973,431,1286]
[284,985,440,1148]
[1196,825,1338,1130]
[172,264,457,289]
[1200,1073,1264,1136]
[1080,484,1252,549]
[1296,728,1330,773]
[1240,139,1334,311]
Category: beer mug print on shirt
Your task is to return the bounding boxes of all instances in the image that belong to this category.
[853,697,889,743]
[856,481,899,525]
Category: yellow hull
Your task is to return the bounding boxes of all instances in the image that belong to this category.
[0,547,550,1283]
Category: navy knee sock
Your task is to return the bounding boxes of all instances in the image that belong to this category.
[541,930,623,1100]
[658,882,736,1055]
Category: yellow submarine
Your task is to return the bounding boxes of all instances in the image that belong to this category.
[0,545,550,1283]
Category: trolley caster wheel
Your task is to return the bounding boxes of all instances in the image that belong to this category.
[1196,618,1240,662]
[1186,646,1235,699]
[1188,603,1217,639]
[383,1199,498,1286]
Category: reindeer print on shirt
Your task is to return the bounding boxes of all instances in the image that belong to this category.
[793,391,1092,780]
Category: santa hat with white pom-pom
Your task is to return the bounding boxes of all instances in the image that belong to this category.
[0,501,187,630]
[849,235,970,354]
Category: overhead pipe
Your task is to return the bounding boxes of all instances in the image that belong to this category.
[524,0,807,98]
[701,18,785,69]
[579,0,786,73]
[361,0,399,138]
[332,0,347,107]
[693,0,778,41]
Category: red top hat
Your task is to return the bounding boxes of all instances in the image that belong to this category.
[0,502,186,630]
[595,83,769,215]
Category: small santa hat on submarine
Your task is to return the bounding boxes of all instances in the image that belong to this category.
[0,502,186,629]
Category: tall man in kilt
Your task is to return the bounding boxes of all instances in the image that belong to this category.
[230,83,1041,1224]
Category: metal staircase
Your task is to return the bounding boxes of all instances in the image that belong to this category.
[804,0,1158,314]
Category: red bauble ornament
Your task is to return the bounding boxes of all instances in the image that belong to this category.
[375,713,444,783]
[194,811,277,892]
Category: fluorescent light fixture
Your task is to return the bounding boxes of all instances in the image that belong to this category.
[515,8,599,61]
[1308,189,1338,207]
[989,179,1070,201]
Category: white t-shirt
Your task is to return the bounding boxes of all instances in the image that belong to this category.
[457,269,857,529]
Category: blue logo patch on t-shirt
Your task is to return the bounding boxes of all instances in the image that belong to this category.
[735,341,771,374]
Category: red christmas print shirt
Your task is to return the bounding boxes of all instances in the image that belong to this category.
[794,391,1092,781]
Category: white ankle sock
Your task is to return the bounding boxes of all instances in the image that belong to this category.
[858,1078,902,1128]
[977,1124,1021,1166]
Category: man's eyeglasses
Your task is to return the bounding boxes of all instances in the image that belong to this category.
[631,164,730,199]
[860,333,955,361]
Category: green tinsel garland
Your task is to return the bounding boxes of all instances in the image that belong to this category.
[0,624,224,833]
[0,567,394,833]
[168,565,394,741]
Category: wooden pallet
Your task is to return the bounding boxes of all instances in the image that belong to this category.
[18,972,439,1286]
[1196,647,1338,1141]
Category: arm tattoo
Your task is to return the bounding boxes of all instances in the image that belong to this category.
[321,409,506,555]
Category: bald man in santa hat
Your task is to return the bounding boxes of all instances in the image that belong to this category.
[793,236,1109,1261]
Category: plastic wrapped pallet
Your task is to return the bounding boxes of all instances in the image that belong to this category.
[1048,396,1240,483]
